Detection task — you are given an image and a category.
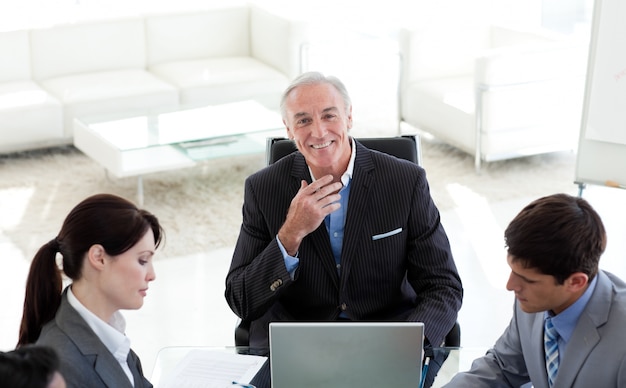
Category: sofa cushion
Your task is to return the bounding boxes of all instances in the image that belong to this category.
[40,69,178,137]
[30,18,147,81]
[0,80,63,150]
[0,30,32,82]
[149,57,288,109]
[145,7,250,66]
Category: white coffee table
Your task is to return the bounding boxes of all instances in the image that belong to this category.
[74,100,284,204]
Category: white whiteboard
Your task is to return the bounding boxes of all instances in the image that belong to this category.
[575,0,626,189]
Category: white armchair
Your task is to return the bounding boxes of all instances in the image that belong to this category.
[398,24,589,171]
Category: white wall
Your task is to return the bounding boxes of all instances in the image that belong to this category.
[0,0,588,35]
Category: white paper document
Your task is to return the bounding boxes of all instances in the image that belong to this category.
[158,349,267,388]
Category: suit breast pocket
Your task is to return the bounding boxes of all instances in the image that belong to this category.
[371,228,403,241]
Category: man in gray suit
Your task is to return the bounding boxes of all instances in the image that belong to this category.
[444,193,626,388]
[225,71,462,387]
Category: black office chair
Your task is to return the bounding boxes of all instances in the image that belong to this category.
[265,134,422,166]
[236,319,461,347]
[444,320,461,347]
[235,134,460,348]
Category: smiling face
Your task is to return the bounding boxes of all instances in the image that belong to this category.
[283,82,353,180]
[505,254,587,315]
[100,229,156,314]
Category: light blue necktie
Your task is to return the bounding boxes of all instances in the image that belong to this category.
[544,317,559,387]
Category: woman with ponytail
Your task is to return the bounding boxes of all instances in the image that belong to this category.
[18,193,164,388]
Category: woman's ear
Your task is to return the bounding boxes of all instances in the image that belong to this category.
[87,244,107,271]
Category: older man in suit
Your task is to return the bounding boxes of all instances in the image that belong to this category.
[444,193,626,388]
[225,71,463,387]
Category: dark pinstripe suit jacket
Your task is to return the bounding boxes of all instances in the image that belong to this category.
[37,288,152,388]
[225,140,463,348]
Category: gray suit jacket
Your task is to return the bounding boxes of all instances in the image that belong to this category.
[444,270,626,387]
[36,288,152,388]
[225,140,463,348]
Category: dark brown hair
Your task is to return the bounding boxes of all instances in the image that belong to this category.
[0,345,61,388]
[17,193,163,346]
[504,193,606,284]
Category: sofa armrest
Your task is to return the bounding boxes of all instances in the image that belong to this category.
[250,5,309,79]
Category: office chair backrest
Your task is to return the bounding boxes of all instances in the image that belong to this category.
[265,135,422,166]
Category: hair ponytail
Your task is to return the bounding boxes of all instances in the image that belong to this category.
[17,193,163,347]
[17,240,63,346]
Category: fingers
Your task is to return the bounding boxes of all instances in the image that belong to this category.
[286,176,342,233]
[303,175,342,200]
[280,175,343,252]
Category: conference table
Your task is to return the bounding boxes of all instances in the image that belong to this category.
[151,346,488,388]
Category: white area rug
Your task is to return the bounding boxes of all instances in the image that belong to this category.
[0,137,579,261]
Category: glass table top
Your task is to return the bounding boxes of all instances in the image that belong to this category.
[82,100,284,152]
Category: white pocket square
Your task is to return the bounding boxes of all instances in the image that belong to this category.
[372,228,403,240]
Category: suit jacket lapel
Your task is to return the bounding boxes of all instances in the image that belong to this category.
[555,271,611,387]
[93,355,134,388]
[57,289,134,388]
[128,350,152,388]
[340,142,375,279]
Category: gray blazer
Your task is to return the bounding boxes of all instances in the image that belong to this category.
[444,270,626,387]
[36,288,152,388]
[225,140,463,348]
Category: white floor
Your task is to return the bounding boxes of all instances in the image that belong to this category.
[2,183,625,379]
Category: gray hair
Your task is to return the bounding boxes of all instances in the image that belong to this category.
[279,71,352,120]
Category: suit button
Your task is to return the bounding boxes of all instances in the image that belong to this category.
[340,303,347,311]
[270,279,283,292]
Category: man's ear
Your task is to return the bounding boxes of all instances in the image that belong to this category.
[283,120,294,140]
[567,272,589,292]
[347,106,353,130]
[87,244,107,271]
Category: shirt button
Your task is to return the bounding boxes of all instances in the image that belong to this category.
[341,303,347,311]
[334,232,339,238]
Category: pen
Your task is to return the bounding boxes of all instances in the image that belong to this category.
[419,356,430,388]
[232,381,256,388]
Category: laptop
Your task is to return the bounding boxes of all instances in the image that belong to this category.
[269,321,424,388]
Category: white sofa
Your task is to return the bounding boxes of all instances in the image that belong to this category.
[0,4,307,154]
[398,24,589,171]
[0,30,63,153]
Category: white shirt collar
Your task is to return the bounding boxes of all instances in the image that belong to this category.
[309,137,356,186]
[67,286,131,364]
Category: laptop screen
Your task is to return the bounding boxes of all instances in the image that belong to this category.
[269,322,424,388]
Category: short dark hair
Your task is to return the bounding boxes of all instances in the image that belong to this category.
[0,345,60,388]
[504,193,606,284]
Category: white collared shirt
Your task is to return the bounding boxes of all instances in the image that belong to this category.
[67,286,134,386]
